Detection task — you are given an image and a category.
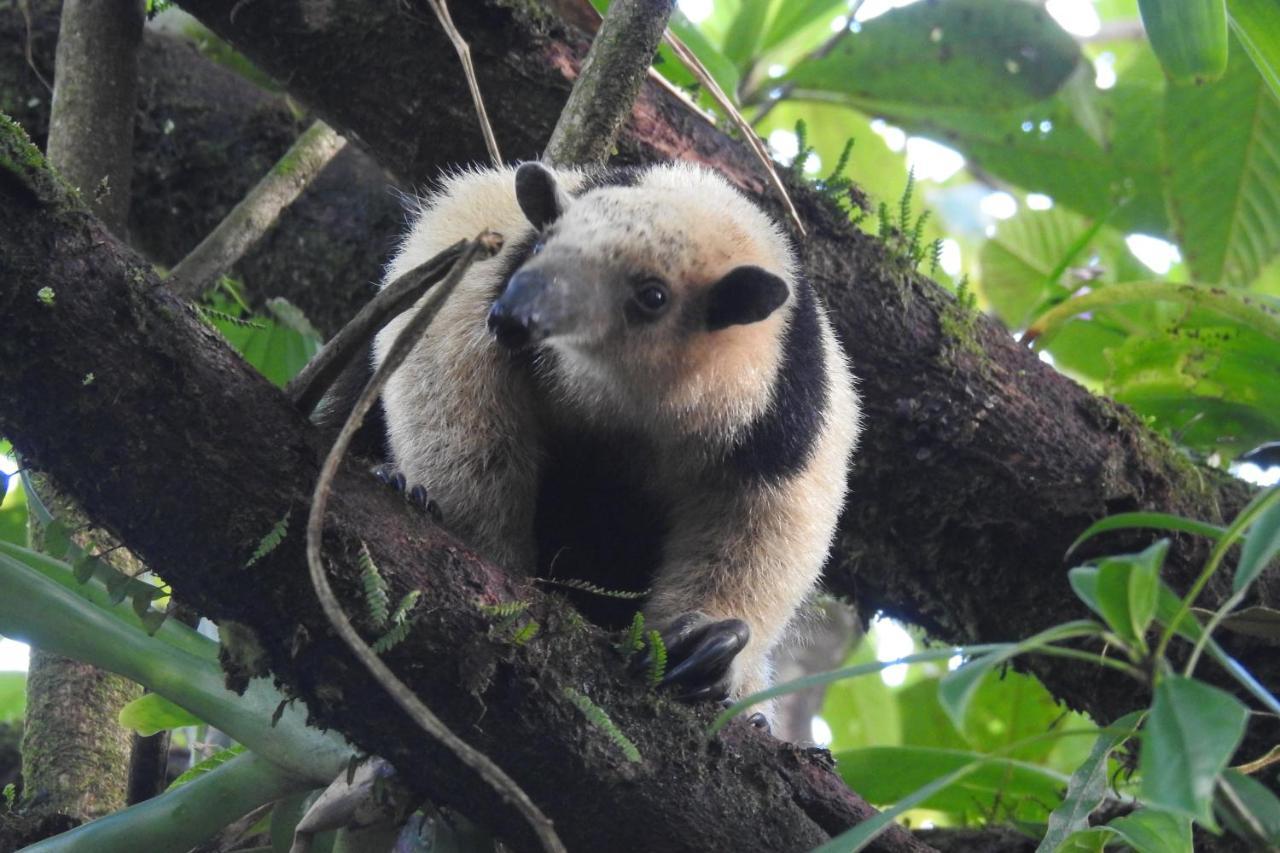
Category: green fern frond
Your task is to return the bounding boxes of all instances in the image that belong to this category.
[358,542,390,628]
[877,201,893,239]
[563,688,641,763]
[791,119,813,177]
[511,620,540,646]
[929,238,944,275]
[646,629,667,687]
[371,619,411,654]
[193,304,266,330]
[898,167,916,230]
[4,782,16,809]
[536,577,649,599]
[372,590,420,653]
[167,745,245,790]
[908,209,932,262]
[478,600,529,619]
[245,511,290,568]
[621,611,646,655]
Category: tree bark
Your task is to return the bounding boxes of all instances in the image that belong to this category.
[0,0,403,338]
[19,0,147,824]
[168,0,1275,728]
[0,120,931,852]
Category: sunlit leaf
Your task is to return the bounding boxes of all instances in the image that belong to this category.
[1138,0,1229,84]
[1227,0,1280,101]
[783,0,1082,111]
[835,746,1068,822]
[119,692,204,736]
[1166,43,1280,286]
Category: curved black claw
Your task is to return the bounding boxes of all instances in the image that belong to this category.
[746,712,771,733]
[372,466,443,522]
[631,614,749,704]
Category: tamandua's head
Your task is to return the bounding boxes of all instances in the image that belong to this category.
[488,162,797,429]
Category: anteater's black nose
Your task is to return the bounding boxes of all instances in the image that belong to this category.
[488,269,550,350]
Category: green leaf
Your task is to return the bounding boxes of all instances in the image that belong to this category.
[783,0,1082,111]
[1216,768,1280,847]
[1067,513,1225,558]
[759,0,845,55]
[1165,43,1280,286]
[1036,712,1143,853]
[167,744,246,790]
[1051,828,1110,852]
[1139,676,1248,829]
[813,758,987,853]
[1139,0,1229,84]
[0,671,25,723]
[1229,0,1280,101]
[721,0,771,70]
[1093,540,1166,646]
[835,746,1069,821]
[1103,808,1193,853]
[937,621,1104,731]
[1234,485,1280,593]
[119,692,204,736]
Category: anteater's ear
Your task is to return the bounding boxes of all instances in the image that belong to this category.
[706,266,790,330]
[515,162,572,230]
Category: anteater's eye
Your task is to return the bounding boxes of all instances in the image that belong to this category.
[633,281,670,315]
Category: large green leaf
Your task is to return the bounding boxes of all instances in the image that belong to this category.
[820,629,903,751]
[1166,43,1280,286]
[1228,0,1280,102]
[834,746,1069,821]
[1139,676,1248,828]
[1101,809,1193,853]
[783,0,1082,111]
[758,0,845,55]
[1139,0,1229,84]
[1235,485,1280,593]
[721,0,772,70]
[1036,712,1143,853]
[120,692,204,736]
[1216,768,1280,847]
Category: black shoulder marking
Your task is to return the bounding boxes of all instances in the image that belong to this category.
[574,165,646,195]
[728,278,829,482]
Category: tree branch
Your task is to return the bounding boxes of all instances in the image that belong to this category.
[544,0,674,167]
[166,119,346,299]
[0,117,929,853]
[170,0,1276,730]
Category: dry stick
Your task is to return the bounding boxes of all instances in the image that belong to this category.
[167,120,346,299]
[544,0,677,168]
[662,32,806,235]
[286,240,466,414]
[421,0,502,167]
[305,233,567,853]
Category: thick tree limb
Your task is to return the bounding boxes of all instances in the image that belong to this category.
[170,0,1276,728]
[0,120,929,853]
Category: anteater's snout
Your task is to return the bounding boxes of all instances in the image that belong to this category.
[488,269,554,350]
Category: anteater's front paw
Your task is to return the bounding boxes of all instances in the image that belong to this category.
[631,612,749,704]
[370,464,443,523]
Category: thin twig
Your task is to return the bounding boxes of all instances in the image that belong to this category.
[168,120,346,299]
[17,0,53,94]
[305,233,567,853]
[544,0,677,168]
[286,240,466,414]
[421,0,502,167]
[662,32,806,235]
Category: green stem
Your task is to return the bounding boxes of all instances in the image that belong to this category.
[23,751,307,853]
[0,545,351,782]
[1027,281,1280,349]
